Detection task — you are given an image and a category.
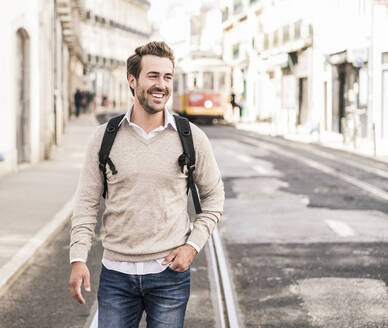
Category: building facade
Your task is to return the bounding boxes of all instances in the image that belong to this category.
[221,0,388,154]
[0,0,84,176]
[0,0,152,177]
[81,0,151,112]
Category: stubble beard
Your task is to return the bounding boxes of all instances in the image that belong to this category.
[136,88,167,115]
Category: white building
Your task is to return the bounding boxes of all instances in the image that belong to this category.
[221,0,388,154]
[81,0,151,112]
[222,0,319,129]
[0,0,152,177]
[221,0,259,122]
[0,0,83,176]
[370,1,388,153]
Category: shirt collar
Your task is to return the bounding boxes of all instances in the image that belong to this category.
[118,105,177,131]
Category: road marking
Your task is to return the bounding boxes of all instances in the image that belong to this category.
[232,150,271,175]
[240,136,388,202]
[253,165,270,175]
[236,154,250,163]
[325,220,355,237]
[307,146,388,179]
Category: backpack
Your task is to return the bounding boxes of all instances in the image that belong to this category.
[98,114,202,214]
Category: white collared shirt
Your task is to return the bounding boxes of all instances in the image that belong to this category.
[117,105,177,136]
[72,106,200,275]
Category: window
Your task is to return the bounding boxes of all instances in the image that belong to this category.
[222,7,229,22]
[273,30,279,47]
[233,43,240,59]
[233,0,243,14]
[382,52,388,65]
[295,20,301,39]
[264,33,269,50]
[182,73,187,91]
[193,74,198,90]
[203,72,214,90]
[218,73,226,90]
[283,25,290,44]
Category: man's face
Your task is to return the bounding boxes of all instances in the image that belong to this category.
[130,55,173,115]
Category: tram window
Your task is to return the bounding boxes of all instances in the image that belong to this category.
[218,73,226,90]
[182,73,187,91]
[203,72,214,90]
[173,78,178,92]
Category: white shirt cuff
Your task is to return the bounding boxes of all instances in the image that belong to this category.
[186,241,200,254]
[70,258,86,264]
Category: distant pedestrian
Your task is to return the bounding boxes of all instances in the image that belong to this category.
[230,92,242,118]
[68,41,225,327]
[101,95,108,107]
[74,89,82,117]
[86,91,95,112]
[80,91,88,113]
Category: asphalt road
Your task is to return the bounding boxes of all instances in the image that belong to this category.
[201,124,388,328]
[2,122,388,328]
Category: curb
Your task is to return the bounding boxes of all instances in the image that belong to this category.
[0,198,74,296]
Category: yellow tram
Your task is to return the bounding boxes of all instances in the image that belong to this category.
[172,55,230,122]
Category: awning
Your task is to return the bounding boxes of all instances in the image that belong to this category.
[327,48,368,67]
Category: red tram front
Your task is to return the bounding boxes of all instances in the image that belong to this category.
[172,56,230,122]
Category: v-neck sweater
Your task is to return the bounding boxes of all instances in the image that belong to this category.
[70,120,224,263]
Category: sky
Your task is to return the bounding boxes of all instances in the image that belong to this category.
[148,0,222,57]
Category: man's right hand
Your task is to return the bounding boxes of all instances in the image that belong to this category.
[69,261,91,305]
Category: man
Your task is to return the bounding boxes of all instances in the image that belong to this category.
[74,89,82,117]
[68,41,224,328]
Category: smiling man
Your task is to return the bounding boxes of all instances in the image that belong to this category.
[68,41,224,328]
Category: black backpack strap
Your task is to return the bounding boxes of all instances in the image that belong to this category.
[98,114,125,198]
[174,115,202,214]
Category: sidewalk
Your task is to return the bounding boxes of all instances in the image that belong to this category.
[233,121,388,164]
[0,113,98,294]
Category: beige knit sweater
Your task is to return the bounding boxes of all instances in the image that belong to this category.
[69,120,224,263]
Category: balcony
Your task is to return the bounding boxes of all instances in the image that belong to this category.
[57,0,83,58]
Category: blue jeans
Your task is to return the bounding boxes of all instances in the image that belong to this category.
[97,264,191,328]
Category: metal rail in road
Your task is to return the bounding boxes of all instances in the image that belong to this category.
[87,226,241,328]
[209,226,240,328]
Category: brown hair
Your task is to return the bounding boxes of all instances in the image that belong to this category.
[126,41,175,95]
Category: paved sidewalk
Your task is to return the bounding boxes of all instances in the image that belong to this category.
[0,113,98,294]
[233,121,388,164]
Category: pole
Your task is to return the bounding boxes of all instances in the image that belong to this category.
[53,0,58,145]
[369,0,376,156]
